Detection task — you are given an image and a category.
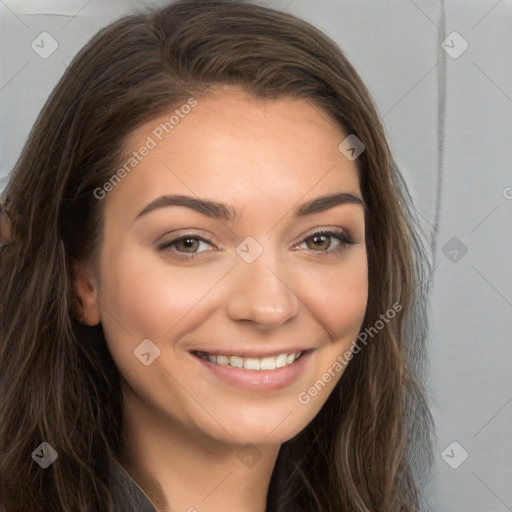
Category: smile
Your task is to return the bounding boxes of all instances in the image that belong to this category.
[195,351,303,371]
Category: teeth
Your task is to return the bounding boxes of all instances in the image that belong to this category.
[275,354,287,368]
[260,357,276,370]
[216,355,229,366]
[230,356,243,368]
[244,358,260,370]
[197,351,302,370]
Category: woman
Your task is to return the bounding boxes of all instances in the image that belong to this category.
[0,0,435,510]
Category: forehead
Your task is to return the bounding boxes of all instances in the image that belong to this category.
[129,85,343,144]
[107,87,362,217]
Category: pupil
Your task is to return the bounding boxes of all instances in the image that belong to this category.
[310,234,329,250]
[180,238,197,251]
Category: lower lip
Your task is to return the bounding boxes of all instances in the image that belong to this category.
[192,351,312,391]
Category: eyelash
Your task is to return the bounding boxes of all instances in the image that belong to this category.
[157,229,355,261]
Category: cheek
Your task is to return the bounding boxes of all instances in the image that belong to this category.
[97,243,229,345]
[298,253,368,340]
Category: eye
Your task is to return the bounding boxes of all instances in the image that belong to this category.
[156,229,356,261]
[295,229,355,254]
[157,234,216,260]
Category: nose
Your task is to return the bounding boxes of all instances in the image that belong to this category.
[226,252,300,330]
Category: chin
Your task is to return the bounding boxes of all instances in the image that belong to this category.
[187,397,322,448]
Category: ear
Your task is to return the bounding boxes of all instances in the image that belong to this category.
[71,260,101,326]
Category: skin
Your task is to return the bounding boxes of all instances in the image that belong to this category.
[74,86,368,512]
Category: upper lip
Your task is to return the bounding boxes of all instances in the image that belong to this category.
[189,347,313,358]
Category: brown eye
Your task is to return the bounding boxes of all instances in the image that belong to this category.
[296,229,355,255]
[174,237,201,253]
[305,233,332,251]
[157,234,217,260]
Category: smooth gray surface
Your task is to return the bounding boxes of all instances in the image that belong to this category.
[1,1,511,510]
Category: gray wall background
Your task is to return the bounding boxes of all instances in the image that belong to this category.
[1,0,511,510]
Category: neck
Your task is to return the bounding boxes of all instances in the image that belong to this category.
[117,387,281,512]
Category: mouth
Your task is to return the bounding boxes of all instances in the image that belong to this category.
[193,350,305,371]
[190,348,313,391]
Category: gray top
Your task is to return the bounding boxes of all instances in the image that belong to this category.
[109,457,160,512]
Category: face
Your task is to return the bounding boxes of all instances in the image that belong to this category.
[80,86,368,448]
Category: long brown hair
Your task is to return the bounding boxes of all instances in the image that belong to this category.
[0,1,435,510]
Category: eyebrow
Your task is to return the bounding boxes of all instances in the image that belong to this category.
[134,192,366,222]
